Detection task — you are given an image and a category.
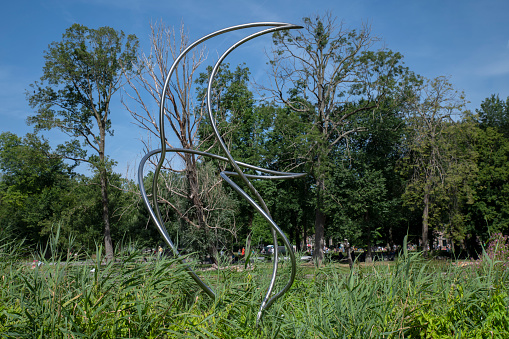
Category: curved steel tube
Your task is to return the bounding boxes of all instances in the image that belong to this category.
[138,22,304,324]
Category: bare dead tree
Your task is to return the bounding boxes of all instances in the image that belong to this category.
[122,21,238,263]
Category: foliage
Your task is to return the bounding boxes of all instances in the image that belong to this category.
[0,131,152,253]
[326,101,408,258]
[0,132,73,246]
[465,97,509,242]
[27,23,138,164]
[54,172,155,252]
[197,63,311,251]
[477,94,509,138]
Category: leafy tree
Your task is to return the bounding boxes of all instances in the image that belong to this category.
[53,172,157,253]
[400,76,474,256]
[107,175,161,247]
[263,103,317,251]
[477,94,509,137]
[326,100,408,263]
[267,14,411,265]
[439,118,478,251]
[197,64,277,244]
[27,24,139,260]
[466,112,509,244]
[457,95,509,255]
[197,64,257,158]
[0,132,72,246]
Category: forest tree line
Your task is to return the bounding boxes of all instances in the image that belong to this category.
[1,15,509,265]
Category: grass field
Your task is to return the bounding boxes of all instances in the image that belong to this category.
[1,235,508,338]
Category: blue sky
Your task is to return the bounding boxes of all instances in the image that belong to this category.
[1,0,508,177]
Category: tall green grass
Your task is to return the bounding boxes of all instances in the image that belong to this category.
[1,232,508,338]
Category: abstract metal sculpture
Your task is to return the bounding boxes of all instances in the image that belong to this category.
[138,22,304,323]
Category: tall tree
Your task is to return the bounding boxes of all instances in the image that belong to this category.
[400,76,471,256]
[267,13,410,265]
[27,24,139,260]
[439,118,477,251]
[123,22,238,263]
[464,96,509,244]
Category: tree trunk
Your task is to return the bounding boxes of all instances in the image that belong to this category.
[345,240,354,269]
[303,227,308,253]
[98,123,114,262]
[293,211,301,251]
[205,227,219,265]
[388,225,395,250]
[295,228,301,252]
[100,168,114,261]
[422,185,430,258]
[365,211,372,263]
[186,154,206,228]
[313,178,325,266]
[185,153,219,264]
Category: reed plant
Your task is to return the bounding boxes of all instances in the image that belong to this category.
[1,233,508,338]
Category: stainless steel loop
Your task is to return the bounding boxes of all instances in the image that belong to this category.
[138,22,304,324]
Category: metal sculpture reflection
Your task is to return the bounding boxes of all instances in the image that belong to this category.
[138,22,304,323]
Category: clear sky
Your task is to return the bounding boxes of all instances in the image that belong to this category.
[1,0,508,177]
